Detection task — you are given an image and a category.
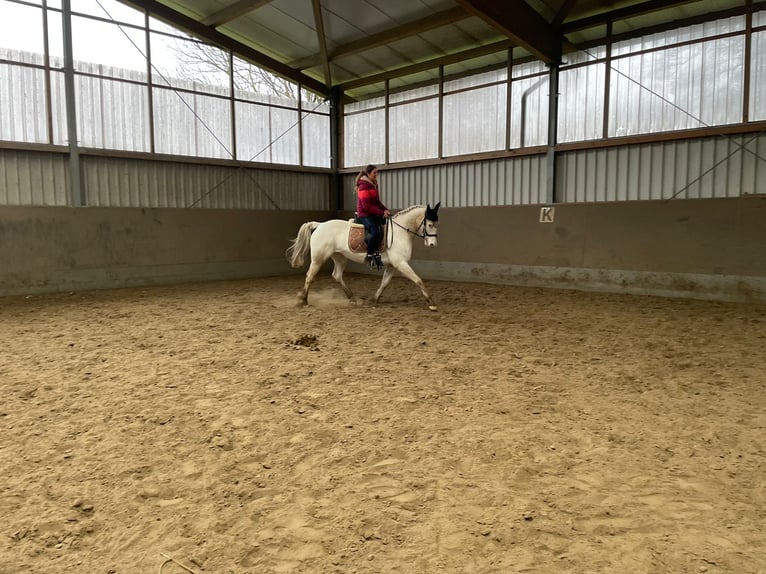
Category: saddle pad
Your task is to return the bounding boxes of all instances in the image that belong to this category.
[348,222,387,254]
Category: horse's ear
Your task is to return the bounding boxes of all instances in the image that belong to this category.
[425,202,440,222]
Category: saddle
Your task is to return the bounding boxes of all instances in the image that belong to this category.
[348,219,387,253]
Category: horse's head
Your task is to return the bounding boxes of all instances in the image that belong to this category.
[423,202,440,247]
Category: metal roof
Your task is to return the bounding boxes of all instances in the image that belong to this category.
[119,0,754,101]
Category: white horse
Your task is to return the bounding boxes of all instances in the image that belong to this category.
[286,203,441,310]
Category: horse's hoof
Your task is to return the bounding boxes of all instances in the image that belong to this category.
[428,305,438,312]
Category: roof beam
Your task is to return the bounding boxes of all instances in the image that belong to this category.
[562,0,698,33]
[552,0,579,28]
[454,0,559,63]
[120,0,328,95]
[290,6,469,70]
[201,0,273,27]
[340,39,514,91]
[311,0,331,87]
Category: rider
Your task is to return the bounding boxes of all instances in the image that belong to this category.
[355,164,391,269]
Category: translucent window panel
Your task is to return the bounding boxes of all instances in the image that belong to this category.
[343,108,385,168]
[509,74,549,148]
[149,16,192,35]
[235,101,299,164]
[444,68,507,92]
[609,36,744,137]
[344,95,384,114]
[233,56,299,105]
[613,16,745,56]
[301,111,330,168]
[512,60,546,79]
[389,83,438,105]
[75,76,150,151]
[562,47,606,67]
[70,0,144,25]
[50,70,68,145]
[558,63,605,143]
[268,106,300,164]
[443,84,506,156]
[389,98,438,162]
[47,10,64,61]
[154,88,233,159]
[0,1,45,64]
[71,16,147,75]
[0,63,48,143]
[751,31,766,121]
[151,32,230,96]
[300,87,326,112]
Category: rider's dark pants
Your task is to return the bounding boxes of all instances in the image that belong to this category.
[359,216,383,256]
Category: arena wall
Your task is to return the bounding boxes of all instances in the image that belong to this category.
[408,196,766,303]
[0,206,320,296]
[1,196,764,302]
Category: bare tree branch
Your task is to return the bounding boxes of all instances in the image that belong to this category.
[170,39,322,103]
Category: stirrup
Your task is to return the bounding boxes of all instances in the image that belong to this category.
[365,253,382,269]
[370,253,383,270]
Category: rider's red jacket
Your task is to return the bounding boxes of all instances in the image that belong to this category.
[356,177,387,218]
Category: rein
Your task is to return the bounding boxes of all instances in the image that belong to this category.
[389,214,436,241]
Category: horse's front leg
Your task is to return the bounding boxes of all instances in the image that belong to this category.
[389,261,437,311]
[373,265,395,306]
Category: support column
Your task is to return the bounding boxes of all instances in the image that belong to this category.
[329,86,343,213]
[545,62,560,204]
[62,0,83,206]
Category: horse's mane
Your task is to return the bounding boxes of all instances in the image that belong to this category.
[392,205,425,219]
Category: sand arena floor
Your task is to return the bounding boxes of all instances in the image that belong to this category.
[1,275,764,574]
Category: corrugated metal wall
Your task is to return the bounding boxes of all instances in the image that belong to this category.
[6,131,761,211]
[0,149,69,206]
[558,133,766,202]
[341,131,764,209]
[81,157,330,210]
[343,155,548,210]
[0,149,330,209]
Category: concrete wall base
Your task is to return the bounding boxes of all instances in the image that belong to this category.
[413,260,766,304]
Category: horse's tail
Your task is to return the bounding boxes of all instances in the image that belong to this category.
[286,221,321,268]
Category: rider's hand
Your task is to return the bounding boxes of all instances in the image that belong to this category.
[384,209,391,217]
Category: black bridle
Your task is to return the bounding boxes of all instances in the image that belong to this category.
[388,215,438,242]
[386,215,439,247]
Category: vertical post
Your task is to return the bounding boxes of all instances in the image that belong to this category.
[438,65,444,159]
[329,86,343,212]
[506,47,513,152]
[602,21,613,139]
[545,62,560,204]
[42,0,54,145]
[384,79,390,166]
[230,52,237,160]
[62,0,83,206]
[297,84,304,167]
[743,0,753,123]
[146,12,155,154]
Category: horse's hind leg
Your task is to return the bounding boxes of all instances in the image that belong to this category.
[331,254,355,301]
[298,259,324,305]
